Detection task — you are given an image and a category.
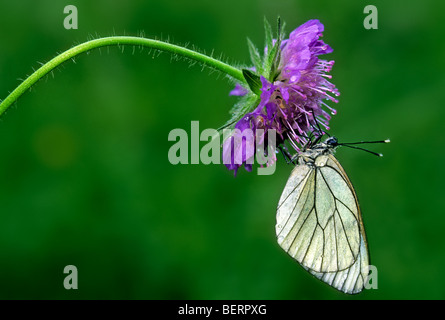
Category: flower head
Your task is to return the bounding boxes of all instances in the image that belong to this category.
[223,19,339,175]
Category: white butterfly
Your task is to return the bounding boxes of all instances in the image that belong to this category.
[276,136,388,294]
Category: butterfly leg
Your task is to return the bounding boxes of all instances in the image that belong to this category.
[278,144,298,165]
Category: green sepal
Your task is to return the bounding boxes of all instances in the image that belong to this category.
[247,38,263,75]
[264,17,273,56]
[263,17,285,81]
[218,93,260,132]
[264,40,279,80]
[242,69,262,96]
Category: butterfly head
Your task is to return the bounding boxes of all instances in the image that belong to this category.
[324,136,339,147]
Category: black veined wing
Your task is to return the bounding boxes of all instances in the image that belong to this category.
[276,137,370,294]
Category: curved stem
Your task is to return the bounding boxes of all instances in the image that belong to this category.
[0,36,245,117]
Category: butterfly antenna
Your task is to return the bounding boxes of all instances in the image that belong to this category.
[341,144,383,157]
[338,139,390,157]
[341,139,391,145]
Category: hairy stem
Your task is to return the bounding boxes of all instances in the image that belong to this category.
[0,36,245,116]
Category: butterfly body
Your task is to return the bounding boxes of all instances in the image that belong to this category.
[276,137,370,294]
[294,137,337,167]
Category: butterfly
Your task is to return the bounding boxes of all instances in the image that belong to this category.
[276,136,389,294]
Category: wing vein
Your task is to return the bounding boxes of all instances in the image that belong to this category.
[320,166,359,223]
[276,168,312,211]
[277,169,313,239]
[287,195,314,252]
[319,168,359,260]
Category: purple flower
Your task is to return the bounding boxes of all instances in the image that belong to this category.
[222,114,255,175]
[223,19,339,174]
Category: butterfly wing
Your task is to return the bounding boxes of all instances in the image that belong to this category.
[276,154,369,294]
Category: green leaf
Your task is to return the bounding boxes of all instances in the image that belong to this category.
[247,38,263,74]
[242,69,262,96]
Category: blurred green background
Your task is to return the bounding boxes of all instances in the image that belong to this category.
[0,0,443,299]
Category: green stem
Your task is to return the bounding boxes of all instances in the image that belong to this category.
[0,36,245,117]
